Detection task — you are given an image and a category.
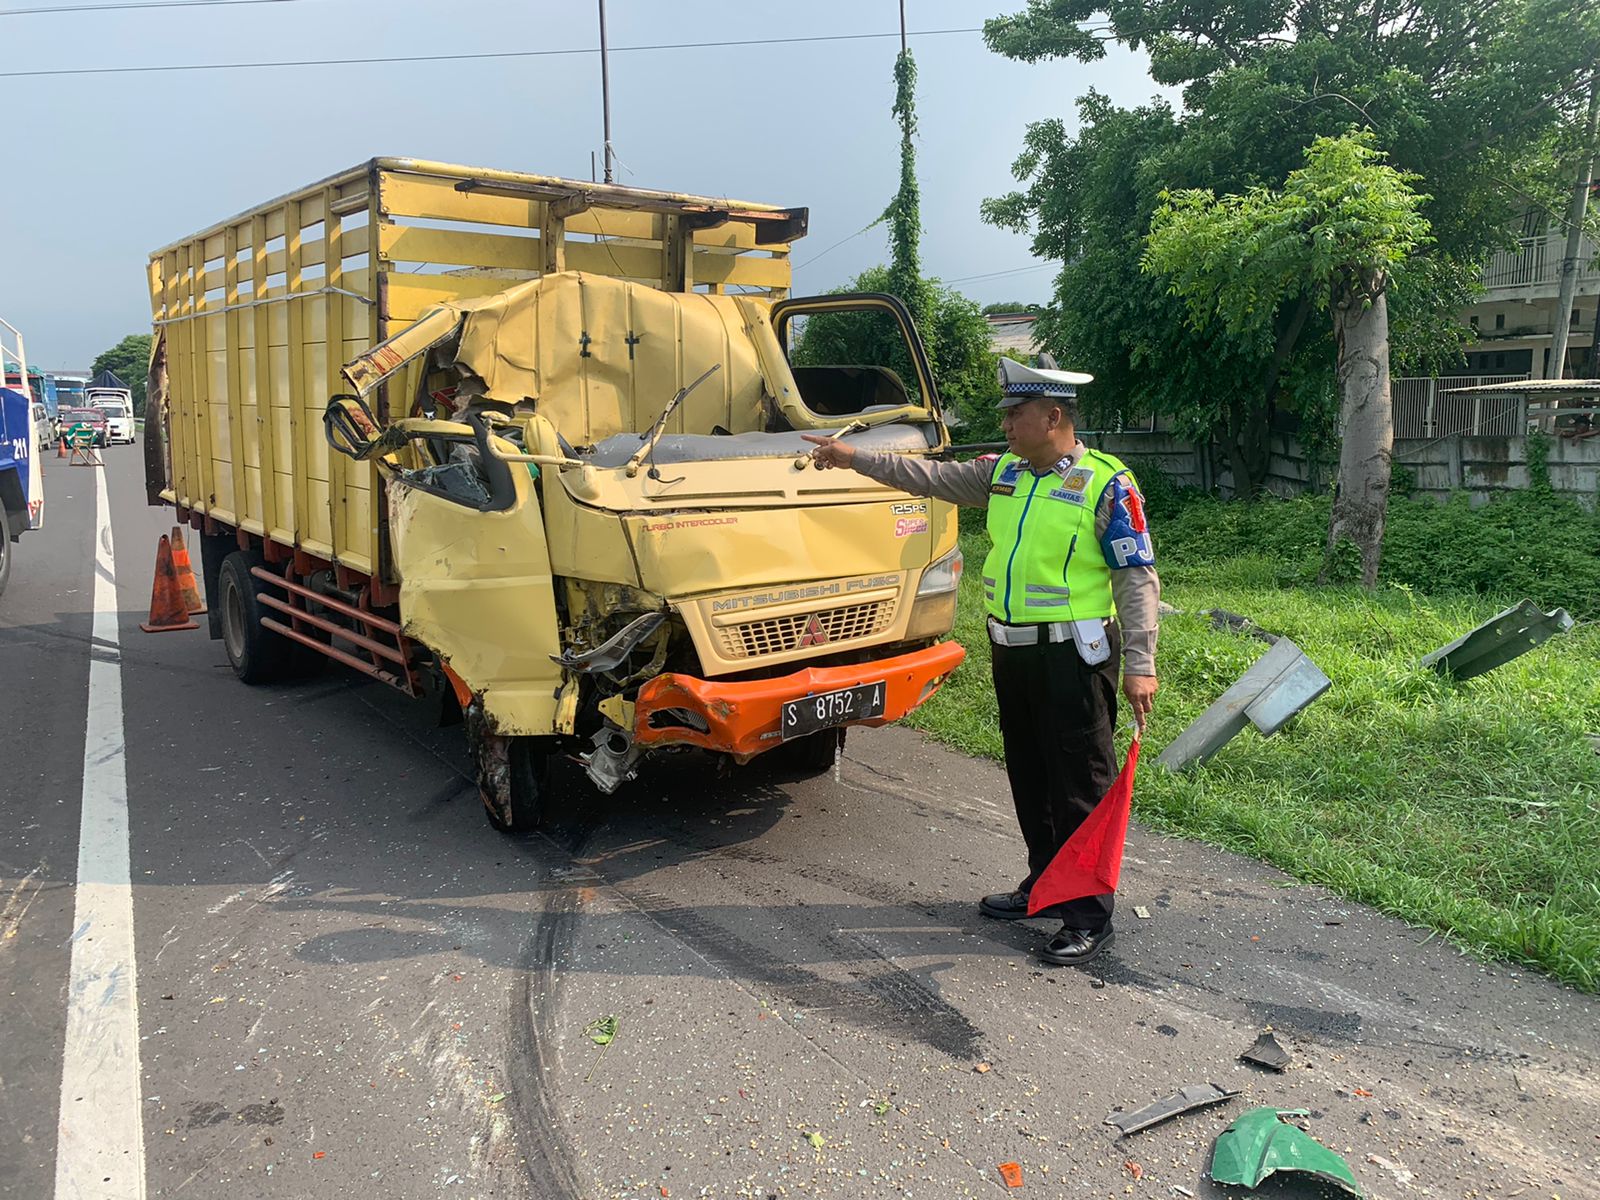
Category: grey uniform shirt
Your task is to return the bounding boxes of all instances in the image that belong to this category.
[848,442,1160,676]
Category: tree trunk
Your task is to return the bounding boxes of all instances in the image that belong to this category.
[1321,285,1393,587]
[1220,395,1270,497]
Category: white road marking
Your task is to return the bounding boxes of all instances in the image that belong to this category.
[54,465,146,1199]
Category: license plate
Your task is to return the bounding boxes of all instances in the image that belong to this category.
[781,681,887,740]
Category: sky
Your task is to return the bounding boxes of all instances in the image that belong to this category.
[0,0,1172,370]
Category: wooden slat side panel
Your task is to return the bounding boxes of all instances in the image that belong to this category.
[223,226,249,520]
[251,213,285,540]
[384,273,541,322]
[691,250,791,290]
[284,198,311,546]
[379,172,541,228]
[378,224,541,271]
[323,186,348,561]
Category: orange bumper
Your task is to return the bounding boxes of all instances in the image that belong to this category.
[633,640,967,762]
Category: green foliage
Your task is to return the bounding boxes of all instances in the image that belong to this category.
[981,300,1040,315]
[790,265,1002,440]
[883,50,934,335]
[912,519,1600,989]
[1153,489,1600,619]
[982,0,1600,490]
[1527,427,1554,494]
[1145,132,1432,334]
[91,334,153,416]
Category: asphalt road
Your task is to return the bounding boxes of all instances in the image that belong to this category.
[3,448,1598,1200]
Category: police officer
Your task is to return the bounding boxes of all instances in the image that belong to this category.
[803,357,1159,966]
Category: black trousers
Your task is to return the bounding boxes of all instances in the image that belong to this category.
[990,622,1120,931]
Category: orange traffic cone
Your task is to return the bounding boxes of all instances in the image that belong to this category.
[56,436,66,458]
[169,526,207,615]
[140,535,200,633]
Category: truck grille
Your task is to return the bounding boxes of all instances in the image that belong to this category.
[718,598,897,660]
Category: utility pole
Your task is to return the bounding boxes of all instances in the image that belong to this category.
[900,0,907,53]
[1549,71,1599,379]
[598,0,614,184]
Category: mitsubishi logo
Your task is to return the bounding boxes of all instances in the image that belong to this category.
[796,614,830,648]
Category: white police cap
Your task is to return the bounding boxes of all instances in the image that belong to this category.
[996,355,1094,409]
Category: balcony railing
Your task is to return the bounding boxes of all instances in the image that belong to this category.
[1481,233,1600,292]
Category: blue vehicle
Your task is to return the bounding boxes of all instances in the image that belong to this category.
[0,319,45,599]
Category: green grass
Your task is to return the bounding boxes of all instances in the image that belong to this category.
[909,529,1600,991]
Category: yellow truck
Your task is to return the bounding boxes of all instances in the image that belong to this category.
[144,157,965,828]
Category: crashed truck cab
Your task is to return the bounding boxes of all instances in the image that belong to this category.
[328,270,965,819]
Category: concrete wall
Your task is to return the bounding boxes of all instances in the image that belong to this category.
[1082,430,1600,509]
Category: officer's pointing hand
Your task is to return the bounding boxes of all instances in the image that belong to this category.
[1124,674,1157,730]
[802,434,856,470]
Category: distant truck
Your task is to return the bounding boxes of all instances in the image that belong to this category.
[0,318,44,600]
[145,158,967,829]
[87,370,136,443]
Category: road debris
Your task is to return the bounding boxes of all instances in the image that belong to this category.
[997,1161,1024,1188]
[1210,1108,1364,1196]
[1240,1031,1291,1072]
[1124,1159,1144,1179]
[1133,905,1152,919]
[1106,1082,1240,1136]
[584,1014,619,1082]
[975,1061,992,1073]
[1158,637,1331,771]
[1420,599,1574,680]
[1366,1153,1415,1185]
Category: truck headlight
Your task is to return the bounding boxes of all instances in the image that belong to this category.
[905,546,963,640]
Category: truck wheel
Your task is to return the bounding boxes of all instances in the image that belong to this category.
[0,504,12,601]
[772,728,844,776]
[218,551,322,683]
[471,723,551,833]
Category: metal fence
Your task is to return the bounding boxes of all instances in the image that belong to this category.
[1392,374,1528,438]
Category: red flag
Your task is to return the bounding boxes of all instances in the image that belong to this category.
[1027,736,1141,915]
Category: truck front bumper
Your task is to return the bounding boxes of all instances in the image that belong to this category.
[632,640,966,762]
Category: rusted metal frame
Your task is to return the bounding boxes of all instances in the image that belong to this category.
[661,213,690,292]
[251,212,282,540]
[250,564,417,693]
[284,198,311,551]
[223,225,249,525]
[260,615,413,693]
[448,174,808,244]
[323,186,349,561]
[254,591,407,665]
[252,563,406,637]
[540,199,566,274]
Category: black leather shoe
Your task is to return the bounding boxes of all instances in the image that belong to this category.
[1039,924,1115,966]
[979,889,1033,920]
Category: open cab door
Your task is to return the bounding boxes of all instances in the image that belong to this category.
[766,292,950,453]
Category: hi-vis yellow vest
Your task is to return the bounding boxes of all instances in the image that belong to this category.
[980,449,1150,624]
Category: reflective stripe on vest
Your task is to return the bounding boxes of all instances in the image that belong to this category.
[981,450,1126,624]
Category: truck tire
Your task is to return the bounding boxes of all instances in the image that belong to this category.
[470,719,551,833]
[217,551,324,683]
[0,503,12,601]
[771,728,844,776]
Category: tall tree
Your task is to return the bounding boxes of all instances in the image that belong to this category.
[1146,132,1431,585]
[983,0,1600,493]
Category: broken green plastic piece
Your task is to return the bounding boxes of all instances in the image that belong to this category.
[1210,1108,1363,1197]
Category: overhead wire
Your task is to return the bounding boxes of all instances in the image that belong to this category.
[0,26,984,78]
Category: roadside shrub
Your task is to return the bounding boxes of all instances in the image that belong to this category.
[1156,489,1600,618]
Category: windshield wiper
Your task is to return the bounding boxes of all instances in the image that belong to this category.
[625,363,722,480]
